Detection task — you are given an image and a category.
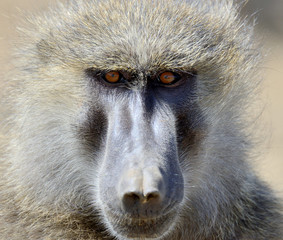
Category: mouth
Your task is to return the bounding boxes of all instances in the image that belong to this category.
[103,208,178,239]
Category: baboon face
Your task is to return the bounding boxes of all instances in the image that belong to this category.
[14,0,255,239]
[72,5,203,237]
[82,68,198,238]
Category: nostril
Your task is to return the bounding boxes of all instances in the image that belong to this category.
[123,190,161,205]
[124,192,142,202]
[145,191,160,202]
[122,191,143,210]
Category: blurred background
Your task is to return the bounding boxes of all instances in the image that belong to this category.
[0,0,282,197]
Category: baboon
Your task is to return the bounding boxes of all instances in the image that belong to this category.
[0,0,282,239]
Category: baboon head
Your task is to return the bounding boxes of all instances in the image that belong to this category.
[10,0,260,239]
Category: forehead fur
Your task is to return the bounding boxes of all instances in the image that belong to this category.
[24,0,257,75]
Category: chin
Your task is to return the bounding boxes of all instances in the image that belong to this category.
[103,208,179,240]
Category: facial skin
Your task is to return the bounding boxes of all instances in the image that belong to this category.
[83,69,199,238]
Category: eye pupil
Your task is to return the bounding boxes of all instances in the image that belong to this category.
[159,72,177,84]
[104,71,120,83]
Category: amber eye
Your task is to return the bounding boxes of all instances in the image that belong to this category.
[159,71,180,85]
[104,71,121,83]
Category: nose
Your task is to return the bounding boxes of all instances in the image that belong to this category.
[119,166,170,217]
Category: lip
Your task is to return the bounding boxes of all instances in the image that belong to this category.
[104,208,178,239]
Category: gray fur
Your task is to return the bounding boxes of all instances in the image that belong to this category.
[0,0,282,239]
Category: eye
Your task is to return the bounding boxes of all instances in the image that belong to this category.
[103,71,121,83]
[159,71,181,85]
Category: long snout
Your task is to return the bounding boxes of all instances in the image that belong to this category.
[99,93,184,218]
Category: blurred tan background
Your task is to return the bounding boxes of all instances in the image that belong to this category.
[0,0,282,197]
